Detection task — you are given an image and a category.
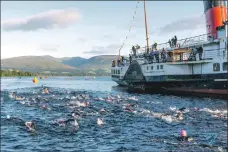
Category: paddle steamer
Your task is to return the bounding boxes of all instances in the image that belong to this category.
[111,0,228,98]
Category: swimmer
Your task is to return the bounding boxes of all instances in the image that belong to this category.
[194,107,198,111]
[9,92,15,99]
[177,130,193,142]
[42,104,47,109]
[100,108,105,113]
[125,103,138,108]
[25,121,36,132]
[106,96,112,102]
[178,107,186,112]
[68,101,89,107]
[176,111,183,121]
[74,119,79,128]
[82,101,89,107]
[6,115,10,119]
[97,118,104,125]
[42,88,49,94]
[128,96,138,101]
[117,94,121,99]
[123,106,133,112]
[16,96,24,101]
[72,113,80,119]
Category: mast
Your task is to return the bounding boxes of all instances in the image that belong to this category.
[144,0,149,54]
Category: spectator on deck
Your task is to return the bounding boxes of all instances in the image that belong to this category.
[149,50,155,63]
[129,54,132,64]
[174,35,177,47]
[155,50,159,63]
[132,46,136,56]
[171,38,175,48]
[168,39,171,48]
[197,46,203,60]
[153,42,157,50]
[161,48,166,63]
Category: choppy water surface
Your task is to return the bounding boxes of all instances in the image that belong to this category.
[1,77,227,152]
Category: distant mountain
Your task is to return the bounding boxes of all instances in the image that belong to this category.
[1,55,117,74]
[1,55,76,72]
[61,57,87,67]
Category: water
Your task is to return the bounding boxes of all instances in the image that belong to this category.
[1,76,227,152]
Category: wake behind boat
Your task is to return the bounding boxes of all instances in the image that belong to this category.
[111,0,228,99]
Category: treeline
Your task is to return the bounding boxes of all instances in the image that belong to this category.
[1,69,111,77]
[0,70,35,77]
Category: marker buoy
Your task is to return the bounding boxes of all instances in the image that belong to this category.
[33,77,38,83]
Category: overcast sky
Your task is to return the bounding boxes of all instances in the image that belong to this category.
[1,1,207,59]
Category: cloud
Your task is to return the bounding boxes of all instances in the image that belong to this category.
[1,8,81,32]
[157,15,205,35]
[38,44,60,52]
[78,38,86,43]
[103,34,112,39]
[84,44,120,55]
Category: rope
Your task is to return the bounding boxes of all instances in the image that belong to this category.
[117,1,140,57]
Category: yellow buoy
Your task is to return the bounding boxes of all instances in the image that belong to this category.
[33,77,38,83]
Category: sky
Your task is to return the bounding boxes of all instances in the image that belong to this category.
[1,1,207,59]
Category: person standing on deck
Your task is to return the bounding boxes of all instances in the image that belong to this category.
[132,46,136,56]
[171,38,174,48]
[149,50,154,63]
[168,39,171,48]
[197,46,203,60]
[174,36,177,47]
[129,54,132,64]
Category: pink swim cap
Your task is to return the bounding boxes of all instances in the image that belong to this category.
[100,108,105,112]
[42,104,46,108]
[194,107,197,110]
[180,129,187,137]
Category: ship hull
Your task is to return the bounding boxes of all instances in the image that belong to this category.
[127,80,228,100]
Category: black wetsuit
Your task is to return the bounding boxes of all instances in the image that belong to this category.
[177,136,192,142]
[179,107,186,111]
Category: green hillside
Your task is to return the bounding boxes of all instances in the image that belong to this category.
[1,55,118,74]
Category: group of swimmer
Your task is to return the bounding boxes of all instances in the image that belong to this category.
[3,86,227,144]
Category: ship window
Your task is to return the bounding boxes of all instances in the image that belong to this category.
[223,62,228,71]
[147,66,149,70]
[213,63,220,71]
[160,65,163,69]
[151,66,153,70]
[118,70,120,74]
[157,65,159,70]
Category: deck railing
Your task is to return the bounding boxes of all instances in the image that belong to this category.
[139,33,216,52]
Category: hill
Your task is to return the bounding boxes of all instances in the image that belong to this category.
[1,55,76,72]
[1,55,117,74]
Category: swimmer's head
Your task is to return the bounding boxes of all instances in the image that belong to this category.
[180,129,187,137]
[194,107,197,110]
[72,113,79,119]
[97,118,103,125]
[85,102,89,106]
[100,108,105,112]
[42,104,46,108]
[6,115,10,119]
[177,112,182,116]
